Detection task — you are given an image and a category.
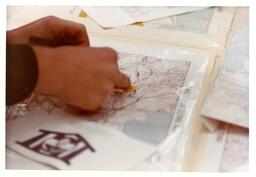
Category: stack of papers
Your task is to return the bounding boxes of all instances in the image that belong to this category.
[82,6,208,28]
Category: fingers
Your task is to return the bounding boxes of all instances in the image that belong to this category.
[88,47,131,90]
[44,16,90,45]
[88,47,131,89]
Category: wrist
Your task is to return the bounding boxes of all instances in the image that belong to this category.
[32,45,61,97]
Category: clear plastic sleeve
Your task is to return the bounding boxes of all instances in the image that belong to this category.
[6,35,214,171]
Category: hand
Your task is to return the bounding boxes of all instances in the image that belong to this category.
[7,16,90,46]
[7,16,130,111]
[33,45,130,111]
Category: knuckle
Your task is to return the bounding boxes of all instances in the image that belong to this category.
[43,15,58,23]
[102,47,118,62]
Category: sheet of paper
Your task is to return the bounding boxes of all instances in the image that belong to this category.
[143,7,215,34]
[6,107,156,170]
[202,28,249,128]
[7,6,79,30]
[6,148,53,170]
[99,53,190,144]
[81,6,208,28]
[7,6,76,20]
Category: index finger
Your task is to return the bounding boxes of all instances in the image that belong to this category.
[113,72,131,90]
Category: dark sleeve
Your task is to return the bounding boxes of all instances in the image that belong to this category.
[6,43,38,105]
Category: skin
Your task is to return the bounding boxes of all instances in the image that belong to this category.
[7,16,130,111]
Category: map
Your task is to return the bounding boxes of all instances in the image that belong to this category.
[7,52,191,145]
[220,125,249,172]
[97,53,191,144]
[143,7,215,34]
[202,28,249,128]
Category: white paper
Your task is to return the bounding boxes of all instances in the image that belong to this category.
[7,6,80,30]
[81,6,208,28]
[6,107,156,170]
[6,148,53,170]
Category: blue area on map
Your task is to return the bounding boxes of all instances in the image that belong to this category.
[221,28,249,71]
[122,111,173,144]
[222,55,248,71]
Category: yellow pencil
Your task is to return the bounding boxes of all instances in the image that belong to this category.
[114,84,136,93]
[127,84,136,92]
